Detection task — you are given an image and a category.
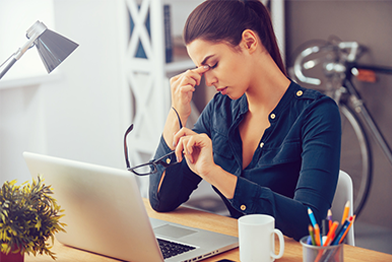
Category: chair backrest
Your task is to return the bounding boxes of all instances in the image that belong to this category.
[331,170,355,246]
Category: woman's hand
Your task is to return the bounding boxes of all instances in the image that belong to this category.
[173,128,238,199]
[170,65,210,123]
[173,127,215,179]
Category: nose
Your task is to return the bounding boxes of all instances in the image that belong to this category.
[204,70,217,87]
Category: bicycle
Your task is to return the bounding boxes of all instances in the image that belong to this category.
[289,37,392,217]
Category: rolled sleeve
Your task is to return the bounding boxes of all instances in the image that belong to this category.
[229,176,272,214]
[149,136,202,212]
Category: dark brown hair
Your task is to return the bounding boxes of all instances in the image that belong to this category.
[183,0,287,76]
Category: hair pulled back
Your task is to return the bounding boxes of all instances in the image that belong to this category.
[183,0,286,76]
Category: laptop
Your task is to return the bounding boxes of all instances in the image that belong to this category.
[23,152,238,262]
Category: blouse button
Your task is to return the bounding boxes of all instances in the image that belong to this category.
[270,113,276,119]
[296,90,304,97]
[260,142,264,148]
[240,204,247,211]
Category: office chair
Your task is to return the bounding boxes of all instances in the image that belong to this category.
[331,170,355,246]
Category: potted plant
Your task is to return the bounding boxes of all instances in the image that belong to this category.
[0,176,66,261]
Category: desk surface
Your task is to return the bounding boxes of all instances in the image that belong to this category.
[25,198,392,262]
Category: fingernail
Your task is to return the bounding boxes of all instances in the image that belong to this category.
[203,65,209,69]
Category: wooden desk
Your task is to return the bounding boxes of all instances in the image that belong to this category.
[25,199,392,262]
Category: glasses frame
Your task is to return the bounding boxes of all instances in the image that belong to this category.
[124,108,183,176]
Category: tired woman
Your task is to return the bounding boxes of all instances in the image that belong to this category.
[149,0,341,241]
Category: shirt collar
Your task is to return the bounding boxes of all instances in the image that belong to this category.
[236,81,298,116]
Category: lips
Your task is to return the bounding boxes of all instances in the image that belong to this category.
[216,86,228,95]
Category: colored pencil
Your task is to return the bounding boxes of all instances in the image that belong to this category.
[308,208,318,228]
[341,201,350,224]
[338,215,356,244]
[327,209,333,229]
[308,224,316,245]
[323,221,339,246]
[332,216,353,245]
[314,224,321,246]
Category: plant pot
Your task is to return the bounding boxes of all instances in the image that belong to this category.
[0,251,24,262]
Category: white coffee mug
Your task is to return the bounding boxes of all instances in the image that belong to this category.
[238,214,284,262]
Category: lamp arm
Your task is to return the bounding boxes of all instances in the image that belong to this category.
[0,56,17,80]
[0,21,47,80]
[0,38,35,80]
[14,37,36,60]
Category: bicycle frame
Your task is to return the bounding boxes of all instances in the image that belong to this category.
[343,63,392,167]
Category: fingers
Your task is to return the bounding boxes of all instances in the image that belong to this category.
[173,128,193,161]
[175,134,195,164]
[171,65,209,88]
[173,129,212,166]
[173,128,196,162]
[173,128,197,145]
[194,65,210,82]
[174,136,185,163]
[195,65,210,85]
[182,65,210,86]
[170,66,210,120]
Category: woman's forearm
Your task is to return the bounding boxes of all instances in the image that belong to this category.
[203,164,237,199]
[162,109,186,150]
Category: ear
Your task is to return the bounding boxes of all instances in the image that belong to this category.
[241,29,258,54]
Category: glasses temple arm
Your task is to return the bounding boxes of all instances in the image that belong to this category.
[171,107,183,129]
[124,124,134,169]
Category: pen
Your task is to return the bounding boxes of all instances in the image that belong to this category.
[341,201,350,224]
[332,216,353,245]
[322,219,328,245]
[323,221,339,246]
[338,215,356,244]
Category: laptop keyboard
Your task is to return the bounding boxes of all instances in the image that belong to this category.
[157,238,196,259]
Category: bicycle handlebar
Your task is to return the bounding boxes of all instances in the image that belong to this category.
[293,41,360,86]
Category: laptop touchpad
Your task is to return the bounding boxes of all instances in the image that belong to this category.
[154,224,197,238]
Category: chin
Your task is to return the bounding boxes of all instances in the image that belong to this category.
[227,94,241,100]
[227,90,246,100]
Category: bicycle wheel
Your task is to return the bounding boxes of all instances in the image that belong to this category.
[339,104,372,217]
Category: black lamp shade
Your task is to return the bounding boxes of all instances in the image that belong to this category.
[35,29,79,73]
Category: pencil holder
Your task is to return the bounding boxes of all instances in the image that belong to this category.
[300,236,344,262]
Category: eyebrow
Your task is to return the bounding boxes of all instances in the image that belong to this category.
[200,55,215,66]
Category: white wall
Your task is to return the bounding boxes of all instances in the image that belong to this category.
[0,0,55,81]
[0,0,128,185]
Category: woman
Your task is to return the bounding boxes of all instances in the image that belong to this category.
[149,0,341,241]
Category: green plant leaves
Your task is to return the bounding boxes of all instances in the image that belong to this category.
[0,176,66,260]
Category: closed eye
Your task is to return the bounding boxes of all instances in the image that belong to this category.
[209,62,218,69]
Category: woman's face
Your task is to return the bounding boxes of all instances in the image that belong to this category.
[187,39,252,100]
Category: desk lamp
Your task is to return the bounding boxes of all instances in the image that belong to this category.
[0,20,78,80]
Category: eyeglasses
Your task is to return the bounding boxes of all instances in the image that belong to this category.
[124,124,179,176]
[124,108,183,176]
